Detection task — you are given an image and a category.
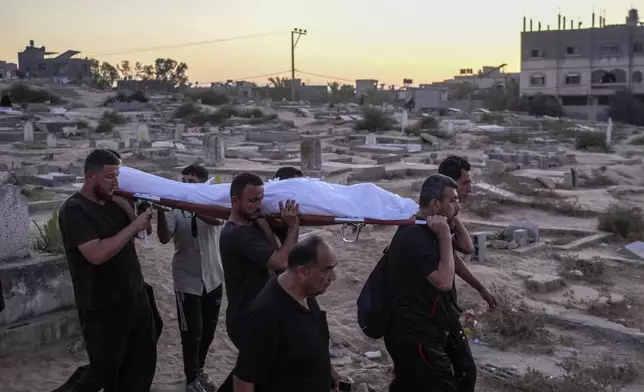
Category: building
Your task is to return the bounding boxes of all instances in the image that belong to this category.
[17,40,91,81]
[430,65,519,90]
[520,9,644,121]
[355,79,378,96]
[405,87,449,110]
[0,61,18,79]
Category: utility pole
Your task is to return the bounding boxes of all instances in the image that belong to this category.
[291,28,307,102]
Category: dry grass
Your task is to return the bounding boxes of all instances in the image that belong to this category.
[474,285,553,353]
[554,252,607,284]
[597,204,644,241]
[494,356,640,392]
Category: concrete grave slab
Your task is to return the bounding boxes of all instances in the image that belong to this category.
[623,241,644,260]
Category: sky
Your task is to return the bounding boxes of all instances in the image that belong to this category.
[1,0,641,87]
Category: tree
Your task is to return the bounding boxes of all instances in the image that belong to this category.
[267,77,290,100]
[481,77,520,111]
[90,59,119,90]
[450,82,478,100]
[608,90,644,126]
[527,94,563,117]
[117,60,133,80]
[339,84,356,101]
[140,64,155,80]
[328,81,340,103]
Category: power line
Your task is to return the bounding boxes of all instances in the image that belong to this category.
[231,70,292,81]
[296,70,354,83]
[86,31,285,57]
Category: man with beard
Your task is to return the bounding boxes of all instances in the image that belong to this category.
[438,155,497,392]
[216,172,300,392]
[157,164,225,392]
[383,174,460,391]
[233,235,340,392]
[57,149,157,391]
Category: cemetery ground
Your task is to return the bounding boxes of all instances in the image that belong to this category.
[2,81,644,391]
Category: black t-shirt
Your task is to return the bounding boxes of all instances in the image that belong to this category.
[219,221,275,346]
[58,192,143,311]
[385,225,452,343]
[235,277,332,392]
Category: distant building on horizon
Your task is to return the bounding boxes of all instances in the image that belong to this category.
[0,61,18,79]
[17,40,91,82]
[520,8,644,121]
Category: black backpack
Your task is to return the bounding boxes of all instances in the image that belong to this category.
[357,245,393,339]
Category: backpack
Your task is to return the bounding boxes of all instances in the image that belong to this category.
[357,245,393,339]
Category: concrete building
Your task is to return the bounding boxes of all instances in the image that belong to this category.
[356,79,378,96]
[17,40,91,81]
[0,61,18,79]
[405,87,449,110]
[430,65,519,90]
[520,9,644,121]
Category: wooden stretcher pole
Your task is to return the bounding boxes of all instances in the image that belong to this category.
[114,190,425,241]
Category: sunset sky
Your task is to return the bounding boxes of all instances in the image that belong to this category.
[1,0,638,87]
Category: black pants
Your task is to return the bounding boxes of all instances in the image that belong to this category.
[214,319,245,392]
[445,321,477,392]
[385,337,458,392]
[71,289,157,392]
[176,285,223,383]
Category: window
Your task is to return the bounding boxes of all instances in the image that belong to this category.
[633,71,643,83]
[566,46,579,56]
[634,42,644,53]
[530,75,546,86]
[565,74,581,84]
[530,49,543,58]
[599,45,620,56]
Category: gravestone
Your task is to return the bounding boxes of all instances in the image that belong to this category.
[175,123,185,142]
[203,132,225,166]
[137,122,151,147]
[23,121,34,143]
[46,133,56,148]
[300,136,322,171]
[0,173,78,357]
[365,134,377,145]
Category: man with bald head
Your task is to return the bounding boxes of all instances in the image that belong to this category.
[233,235,341,392]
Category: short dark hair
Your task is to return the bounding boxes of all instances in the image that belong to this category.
[438,156,471,181]
[273,166,303,180]
[105,149,121,160]
[182,164,209,181]
[230,172,264,198]
[288,235,327,269]
[84,149,121,175]
[418,174,458,208]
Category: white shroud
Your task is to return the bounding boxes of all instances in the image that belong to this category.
[118,166,419,220]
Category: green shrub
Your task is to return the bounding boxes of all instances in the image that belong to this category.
[354,107,394,132]
[3,83,64,104]
[32,210,64,254]
[575,132,608,152]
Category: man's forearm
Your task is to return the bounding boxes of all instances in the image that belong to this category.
[454,252,484,292]
[84,223,139,265]
[452,218,474,254]
[279,224,299,253]
[255,218,280,250]
[233,376,254,392]
[432,235,455,290]
[156,213,172,244]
